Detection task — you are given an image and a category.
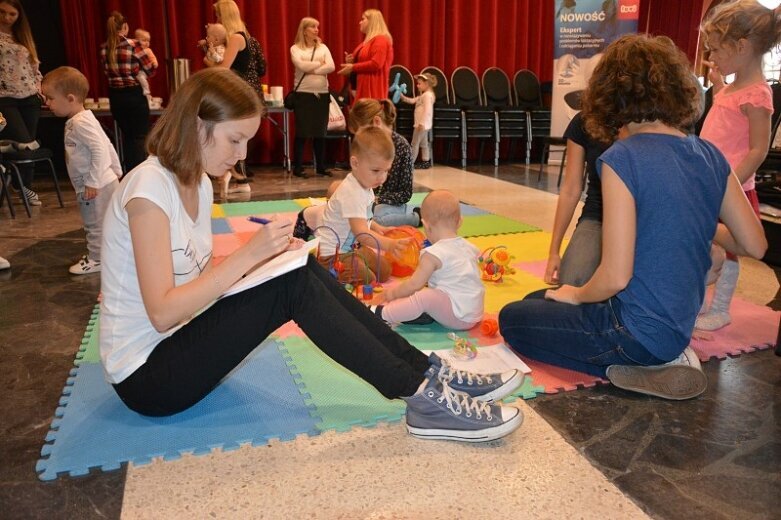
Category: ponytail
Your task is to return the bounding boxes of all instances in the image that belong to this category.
[348,98,397,133]
[105,11,126,69]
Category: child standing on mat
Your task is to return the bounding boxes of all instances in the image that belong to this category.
[315,126,411,285]
[41,66,121,275]
[372,190,485,330]
[399,73,436,169]
[696,0,779,331]
[98,68,522,442]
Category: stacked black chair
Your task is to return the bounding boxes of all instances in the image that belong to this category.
[0,148,64,218]
[421,66,460,165]
[389,64,415,141]
[482,67,529,164]
[514,69,566,181]
[322,84,352,170]
[451,66,498,167]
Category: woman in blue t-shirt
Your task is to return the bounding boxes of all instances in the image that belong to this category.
[499,35,766,400]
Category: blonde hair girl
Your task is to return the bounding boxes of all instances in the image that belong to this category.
[696,0,781,332]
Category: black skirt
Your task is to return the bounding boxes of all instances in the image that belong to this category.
[293,92,330,138]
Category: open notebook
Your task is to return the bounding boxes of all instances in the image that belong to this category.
[222,239,319,298]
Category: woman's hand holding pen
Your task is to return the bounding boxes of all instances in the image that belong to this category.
[246,215,296,260]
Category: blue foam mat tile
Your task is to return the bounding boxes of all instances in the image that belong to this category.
[458,203,490,216]
[37,338,320,481]
[211,218,233,234]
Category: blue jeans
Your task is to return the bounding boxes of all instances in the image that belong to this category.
[498,289,664,377]
[373,203,419,227]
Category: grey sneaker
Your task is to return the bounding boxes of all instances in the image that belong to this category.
[606,346,707,400]
[428,353,523,403]
[403,377,523,442]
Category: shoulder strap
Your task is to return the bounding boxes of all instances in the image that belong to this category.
[293,46,317,93]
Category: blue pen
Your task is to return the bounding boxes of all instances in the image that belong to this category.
[247,216,271,225]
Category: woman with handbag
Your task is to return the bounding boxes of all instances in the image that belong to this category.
[289,17,335,178]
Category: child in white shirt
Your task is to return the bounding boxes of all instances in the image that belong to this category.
[400,73,436,168]
[199,23,228,65]
[315,127,411,285]
[42,67,122,275]
[134,29,159,101]
[372,190,484,330]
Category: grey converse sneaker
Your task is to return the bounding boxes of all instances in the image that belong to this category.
[428,353,523,403]
[606,346,707,400]
[69,255,101,275]
[403,377,523,442]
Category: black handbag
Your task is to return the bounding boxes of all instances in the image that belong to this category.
[284,46,316,110]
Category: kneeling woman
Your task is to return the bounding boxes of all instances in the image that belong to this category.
[99,68,523,442]
[499,35,766,400]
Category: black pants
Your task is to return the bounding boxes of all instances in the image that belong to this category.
[108,86,150,172]
[113,257,430,416]
[293,137,326,174]
[0,94,41,187]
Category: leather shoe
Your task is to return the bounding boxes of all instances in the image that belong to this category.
[316,169,333,177]
[293,170,308,178]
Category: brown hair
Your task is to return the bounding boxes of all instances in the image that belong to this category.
[421,190,460,228]
[702,0,781,55]
[350,126,395,161]
[147,68,264,186]
[581,34,701,143]
[347,98,396,133]
[42,66,89,101]
[1,0,37,64]
[104,11,126,69]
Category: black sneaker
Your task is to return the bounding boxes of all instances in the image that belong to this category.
[293,170,308,178]
[414,160,432,169]
[370,305,435,325]
[412,207,422,227]
[316,169,333,177]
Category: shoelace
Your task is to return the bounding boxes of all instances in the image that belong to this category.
[436,364,492,387]
[436,380,493,421]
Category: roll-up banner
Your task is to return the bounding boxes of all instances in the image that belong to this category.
[551,0,639,143]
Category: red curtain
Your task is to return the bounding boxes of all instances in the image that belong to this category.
[59,0,705,165]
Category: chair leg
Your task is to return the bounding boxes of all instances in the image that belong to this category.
[537,143,549,182]
[45,158,64,208]
[7,162,31,217]
[1,167,16,218]
[556,147,567,188]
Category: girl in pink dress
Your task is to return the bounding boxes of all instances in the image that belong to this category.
[697,0,780,331]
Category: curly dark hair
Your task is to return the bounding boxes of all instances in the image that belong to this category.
[581,34,701,143]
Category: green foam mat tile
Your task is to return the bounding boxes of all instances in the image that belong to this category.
[277,336,405,432]
[75,304,101,365]
[458,214,539,237]
[220,200,303,217]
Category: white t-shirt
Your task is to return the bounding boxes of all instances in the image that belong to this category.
[402,90,435,130]
[316,173,374,254]
[100,157,214,384]
[424,237,485,323]
[64,109,122,193]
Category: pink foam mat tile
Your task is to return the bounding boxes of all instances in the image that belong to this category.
[523,358,608,393]
[212,234,242,258]
[514,259,549,280]
[691,296,778,360]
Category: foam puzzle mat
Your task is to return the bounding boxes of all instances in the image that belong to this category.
[38,197,778,479]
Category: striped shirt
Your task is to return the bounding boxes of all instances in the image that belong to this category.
[100,37,157,89]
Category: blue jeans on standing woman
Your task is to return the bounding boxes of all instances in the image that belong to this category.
[499,289,665,378]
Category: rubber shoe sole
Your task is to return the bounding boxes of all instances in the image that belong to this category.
[407,406,523,442]
[606,364,707,400]
[473,371,525,403]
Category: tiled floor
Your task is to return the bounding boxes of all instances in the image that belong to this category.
[0,163,778,519]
